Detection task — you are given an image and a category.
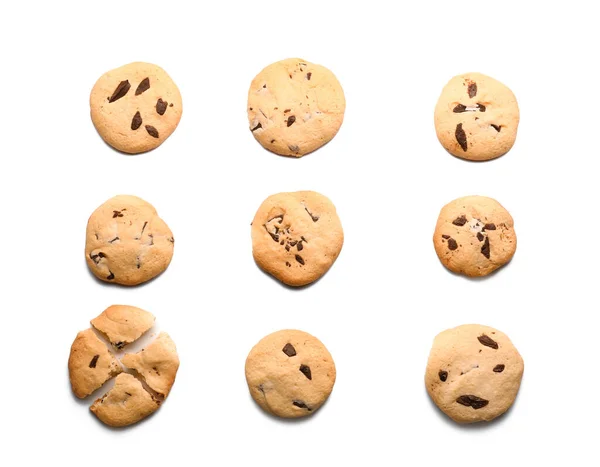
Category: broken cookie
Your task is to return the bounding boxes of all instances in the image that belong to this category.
[91,305,155,350]
[425,324,524,423]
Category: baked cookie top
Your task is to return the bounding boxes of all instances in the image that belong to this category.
[90,62,182,154]
[251,191,344,286]
[434,72,519,161]
[248,58,345,157]
[68,329,122,398]
[91,305,155,350]
[425,324,524,423]
[85,195,174,286]
[433,195,516,277]
[90,373,160,427]
[245,329,336,418]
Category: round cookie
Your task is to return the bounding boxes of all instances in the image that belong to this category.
[251,191,344,286]
[91,305,155,350]
[90,62,182,154]
[433,196,516,277]
[90,373,160,427]
[425,324,524,423]
[247,58,345,157]
[85,195,175,286]
[245,330,336,418]
[434,72,519,161]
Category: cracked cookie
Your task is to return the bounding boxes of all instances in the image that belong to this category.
[68,306,179,427]
[251,191,344,286]
[425,324,524,423]
[91,305,155,350]
[245,329,336,418]
[434,72,519,161]
[433,195,516,277]
[85,195,174,286]
[247,58,345,157]
[90,62,182,154]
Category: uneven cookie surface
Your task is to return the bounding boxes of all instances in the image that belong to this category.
[248,58,345,157]
[121,332,180,397]
[68,329,122,398]
[425,324,524,423]
[90,373,160,427]
[434,72,519,161]
[90,62,182,154]
[91,305,155,349]
[245,330,336,418]
[251,191,344,286]
[85,195,174,286]
[433,195,516,277]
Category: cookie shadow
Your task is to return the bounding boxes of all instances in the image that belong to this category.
[84,258,166,289]
[254,261,326,291]
[247,392,329,424]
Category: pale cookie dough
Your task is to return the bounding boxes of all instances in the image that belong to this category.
[248,58,345,157]
[121,332,179,397]
[68,329,122,398]
[90,373,160,427]
[91,305,155,350]
[434,72,519,161]
[90,62,182,154]
[245,329,336,418]
[425,324,524,423]
[433,196,516,277]
[85,195,174,286]
[251,191,344,286]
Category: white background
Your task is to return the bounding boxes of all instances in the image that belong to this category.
[1,1,597,465]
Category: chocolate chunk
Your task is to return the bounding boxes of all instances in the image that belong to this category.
[455,123,468,152]
[478,334,499,349]
[491,124,501,132]
[299,364,312,380]
[287,115,296,127]
[251,122,262,132]
[286,261,291,267]
[156,98,168,115]
[131,111,142,130]
[493,364,505,373]
[477,232,484,241]
[135,77,150,95]
[115,342,125,350]
[481,237,491,259]
[284,109,291,113]
[113,210,123,218]
[108,237,119,243]
[477,103,486,112]
[282,343,296,357]
[106,271,115,280]
[288,144,299,152]
[145,125,159,138]
[305,206,319,222]
[448,238,458,250]
[89,355,99,368]
[297,242,303,251]
[307,72,312,80]
[483,223,496,231]
[295,254,305,265]
[98,252,106,258]
[468,82,477,98]
[453,104,467,113]
[456,395,488,409]
[442,234,450,239]
[108,80,130,103]
[452,215,467,226]
[439,370,448,382]
[292,400,311,410]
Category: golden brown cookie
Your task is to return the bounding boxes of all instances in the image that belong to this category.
[251,191,344,286]
[434,72,519,161]
[85,195,174,286]
[248,58,345,157]
[90,373,160,427]
[121,332,179,397]
[433,196,516,277]
[91,305,155,350]
[68,329,122,398]
[90,62,182,154]
[425,324,524,423]
[245,330,336,418]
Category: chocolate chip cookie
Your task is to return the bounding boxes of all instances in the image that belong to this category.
[248,58,346,157]
[434,72,519,161]
[90,62,182,154]
[251,191,344,286]
[433,196,516,277]
[245,330,336,418]
[425,324,524,423]
[85,195,174,286]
